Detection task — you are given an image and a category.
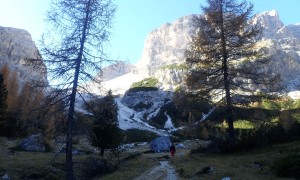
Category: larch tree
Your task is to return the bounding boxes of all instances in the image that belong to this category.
[185,0,280,145]
[0,64,19,114]
[40,0,116,179]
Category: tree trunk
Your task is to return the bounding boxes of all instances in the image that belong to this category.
[220,2,235,146]
[100,148,105,156]
[66,1,91,179]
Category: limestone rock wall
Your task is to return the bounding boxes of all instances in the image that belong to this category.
[0,26,47,83]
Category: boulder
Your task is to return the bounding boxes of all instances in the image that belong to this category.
[19,133,45,152]
[150,136,171,153]
[1,173,11,180]
[175,143,185,149]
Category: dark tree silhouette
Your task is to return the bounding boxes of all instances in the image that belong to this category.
[0,73,8,135]
[88,90,122,156]
[41,0,116,179]
[185,0,280,145]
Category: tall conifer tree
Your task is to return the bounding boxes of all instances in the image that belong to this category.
[41,0,116,178]
[185,0,279,145]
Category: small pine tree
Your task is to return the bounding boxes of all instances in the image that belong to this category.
[88,90,122,156]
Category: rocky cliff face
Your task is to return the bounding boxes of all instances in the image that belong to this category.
[101,10,300,94]
[135,15,195,76]
[252,10,300,90]
[139,10,300,91]
[121,89,172,121]
[101,62,135,81]
[96,10,300,132]
[0,26,47,83]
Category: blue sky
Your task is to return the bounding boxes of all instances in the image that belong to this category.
[0,0,299,64]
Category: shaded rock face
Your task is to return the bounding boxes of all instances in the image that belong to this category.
[121,89,172,121]
[150,136,171,153]
[0,26,47,83]
[101,62,135,81]
[19,133,46,152]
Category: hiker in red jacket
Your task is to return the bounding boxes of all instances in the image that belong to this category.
[170,143,176,157]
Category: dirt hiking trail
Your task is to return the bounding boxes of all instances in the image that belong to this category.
[134,160,177,180]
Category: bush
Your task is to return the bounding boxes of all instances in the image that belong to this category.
[216,120,254,129]
[159,64,188,70]
[261,97,300,110]
[74,157,116,179]
[273,154,300,178]
[123,129,158,143]
[126,87,158,93]
[131,78,158,88]
[198,122,300,154]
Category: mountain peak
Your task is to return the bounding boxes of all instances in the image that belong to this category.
[263,9,279,18]
[0,26,47,83]
[252,10,284,39]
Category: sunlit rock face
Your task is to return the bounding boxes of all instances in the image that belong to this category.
[0,26,47,83]
[253,10,285,39]
[287,24,300,39]
[153,68,185,91]
[253,10,300,90]
[135,15,196,76]
[101,10,300,94]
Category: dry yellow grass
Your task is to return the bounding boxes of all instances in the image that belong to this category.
[1,137,299,179]
[171,141,300,180]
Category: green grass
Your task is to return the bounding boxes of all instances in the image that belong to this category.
[131,77,158,88]
[0,137,111,179]
[94,153,158,180]
[159,64,188,71]
[171,140,300,180]
[1,137,300,179]
[234,120,255,129]
[216,120,255,129]
[292,112,300,123]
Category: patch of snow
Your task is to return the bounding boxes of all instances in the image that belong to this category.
[121,90,172,122]
[147,108,161,120]
[90,71,146,95]
[197,107,216,122]
[74,93,93,115]
[164,111,176,132]
[1,174,11,180]
[116,97,168,136]
[222,177,231,180]
[268,9,279,17]
[288,91,300,99]
[120,143,135,150]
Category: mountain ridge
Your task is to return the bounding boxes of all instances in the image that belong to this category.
[0,26,47,84]
[100,10,300,95]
